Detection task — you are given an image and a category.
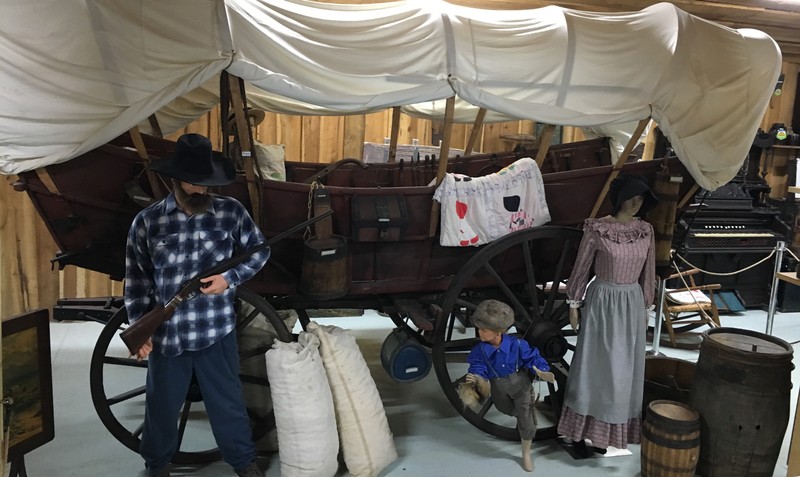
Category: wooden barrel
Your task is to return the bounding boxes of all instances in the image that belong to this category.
[641,400,701,477]
[644,356,696,411]
[689,328,793,476]
[299,235,350,300]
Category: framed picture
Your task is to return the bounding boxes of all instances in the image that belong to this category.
[2,308,54,460]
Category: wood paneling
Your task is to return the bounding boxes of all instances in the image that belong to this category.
[0,176,60,318]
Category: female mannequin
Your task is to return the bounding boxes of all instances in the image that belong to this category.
[557,174,658,455]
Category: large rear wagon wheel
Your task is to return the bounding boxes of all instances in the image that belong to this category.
[432,226,583,441]
[89,287,290,464]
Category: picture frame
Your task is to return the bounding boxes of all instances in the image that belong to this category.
[2,308,54,461]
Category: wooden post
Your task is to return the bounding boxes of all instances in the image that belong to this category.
[34,169,60,196]
[534,124,556,168]
[429,96,455,236]
[228,74,261,228]
[129,126,163,200]
[589,118,651,218]
[678,183,701,209]
[388,107,401,163]
[464,107,487,156]
[147,114,163,138]
[641,122,657,161]
[343,114,366,160]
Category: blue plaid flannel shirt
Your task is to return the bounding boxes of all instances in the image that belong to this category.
[124,193,269,357]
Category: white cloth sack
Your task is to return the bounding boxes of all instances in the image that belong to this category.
[266,333,339,477]
[253,143,286,181]
[433,157,551,246]
[307,322,397,477]
[238,308,298,452]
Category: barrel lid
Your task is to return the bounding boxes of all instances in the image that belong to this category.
[649,400,699,422]
[704,327,792,356]
[305,235,347,249]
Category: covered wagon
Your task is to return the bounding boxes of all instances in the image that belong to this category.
[0,0,780,462]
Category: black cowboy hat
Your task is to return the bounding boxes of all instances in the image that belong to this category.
[149,133,235,186]
[609,174,659,216]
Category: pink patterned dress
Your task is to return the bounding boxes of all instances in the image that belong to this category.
[557,216,655,449]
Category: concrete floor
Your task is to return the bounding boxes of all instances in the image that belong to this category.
[22,307,800,477]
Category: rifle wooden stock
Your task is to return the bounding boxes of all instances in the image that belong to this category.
[120,302,177,356]
[119,210,333,355]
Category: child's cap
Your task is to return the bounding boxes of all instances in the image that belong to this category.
[472,299,514,330]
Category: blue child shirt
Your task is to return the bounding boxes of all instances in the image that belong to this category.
[467,334,550,380]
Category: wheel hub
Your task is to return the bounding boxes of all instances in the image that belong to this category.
[526,320,568,361]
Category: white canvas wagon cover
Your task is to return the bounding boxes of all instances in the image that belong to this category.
[0,0,780,190]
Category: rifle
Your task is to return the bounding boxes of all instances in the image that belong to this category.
[120,210,333,355]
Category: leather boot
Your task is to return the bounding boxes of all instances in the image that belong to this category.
[521,439,533,472]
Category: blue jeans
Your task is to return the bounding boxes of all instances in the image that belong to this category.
[141,331,255,474]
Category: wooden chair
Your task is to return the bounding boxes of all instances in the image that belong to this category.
[660,268,721,348]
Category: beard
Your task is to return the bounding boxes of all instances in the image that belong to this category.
[173,181,212,215]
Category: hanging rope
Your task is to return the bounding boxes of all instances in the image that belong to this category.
[674,248,776,276]
[304,181,323,240]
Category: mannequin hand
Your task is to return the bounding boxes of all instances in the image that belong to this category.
[569,308,580,332]
[135,338,153,360]
[533,366,556,383]
[200,274,229,295]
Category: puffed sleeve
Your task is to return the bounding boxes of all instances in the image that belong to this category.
[566,220,598,307]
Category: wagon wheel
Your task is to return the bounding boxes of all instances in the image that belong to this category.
[432,226,583,441]
[90,287,290,464]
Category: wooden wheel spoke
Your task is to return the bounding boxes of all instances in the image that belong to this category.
[236,308,260,331]
[104,356,148,368]
[107,385,146,406]
[239,347,270,361]
[444,337,478,352]
[132,422,144,439]
[481,261,531,324]
[476,397,494,418]
[522,242,542,322]
[240,374,269,387]
[542,237,574,319]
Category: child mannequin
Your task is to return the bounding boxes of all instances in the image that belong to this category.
[557,174,658,456]
[457,299,555,472]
